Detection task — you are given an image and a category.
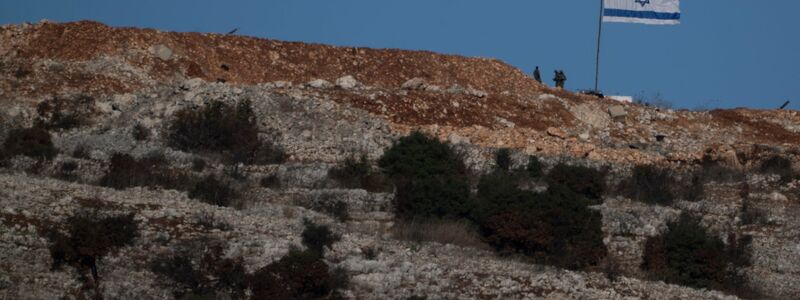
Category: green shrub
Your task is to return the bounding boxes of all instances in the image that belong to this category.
[619,165,675,205]
[526,155,544,178]
[394,175,471,220]
[545,163,606,203]
[2,127,58,160]
[301,219,340,257]
[329,155,391,192]
[166,100,285,164]
[48,211,138,279]
[378,132,470,220]
[473,175,606,270]
[379,131,466,180]
[642,214,754,295]
[495,148,511,171]
[188,175,236,207]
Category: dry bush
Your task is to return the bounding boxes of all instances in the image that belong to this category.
[99,153,193,191]
[758,155,797,182]
[260,174,281,189]
[642,214,757,297]
[328,155,392,193]
[48,211,139,281]
[617,165,676,205]
[545,163,606,203]
[2,127,58,160]
[392,219,488,250]
[248,247,342,299]
[495,148,511,171]
[150,239,247,299]
[132,123,150,141]
[166,100,285,165]
[35,95,96,130]
[188,175,236,207]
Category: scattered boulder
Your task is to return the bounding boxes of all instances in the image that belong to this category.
[608,105,627,120]
[148,44,173,61]
[308,79,333,89]
[495,117,515,129]
[335,75,360,89]
[401,78,427,90]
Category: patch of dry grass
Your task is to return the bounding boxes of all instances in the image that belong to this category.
[391,219,488,250]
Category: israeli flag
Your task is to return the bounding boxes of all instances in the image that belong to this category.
[603,0,680,25]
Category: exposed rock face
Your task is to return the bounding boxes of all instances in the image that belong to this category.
[1,20,799,299]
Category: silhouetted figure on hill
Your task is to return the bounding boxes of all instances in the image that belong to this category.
[533,66,542,83]
[554,70,567,89]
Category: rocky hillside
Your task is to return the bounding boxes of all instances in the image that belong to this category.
[1,20,799,299]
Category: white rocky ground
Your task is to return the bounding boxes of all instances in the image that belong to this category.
[1,78,799,299]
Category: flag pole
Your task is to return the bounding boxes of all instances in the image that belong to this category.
[594,0,604,92]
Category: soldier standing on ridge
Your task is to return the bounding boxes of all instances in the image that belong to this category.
[533,66,542,83]
[553,70,567,89]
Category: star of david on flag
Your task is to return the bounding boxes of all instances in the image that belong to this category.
[603,0,680,25]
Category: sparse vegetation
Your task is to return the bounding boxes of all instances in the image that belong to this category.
[2,127,58,160]
[495,148,511,171]
[35,95,96,130]
[48,211,139,280]
[166,99,285,164]
[301,219,340,257]
[618,165,676,205]
[188,175,236,207]
[132,123,150,141]
[99,152,192,191]
[526,155,544,178]
[249,247,344,299]
[697,156,745,183]
[150,239,247,299]
[642,214,756,297]
[545,163,606,203]
[329,155,391,192]
[392,219,488,249]
[260,174,281,189]
[56,161,79,181]
[473,172,606,270]
[72,143,90,159]
[249,220,347,299]
[758,155,796,182]
[191,157,207,172]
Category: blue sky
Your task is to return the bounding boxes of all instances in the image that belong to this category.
[2,0,798,110]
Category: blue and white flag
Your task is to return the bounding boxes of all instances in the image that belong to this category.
[603,0,680,25]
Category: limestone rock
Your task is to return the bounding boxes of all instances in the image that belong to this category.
[608,105,627,120]
[336,75,360,89]
[401,78,427,90]
[148,44,173,61]
[308,79,333,89]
